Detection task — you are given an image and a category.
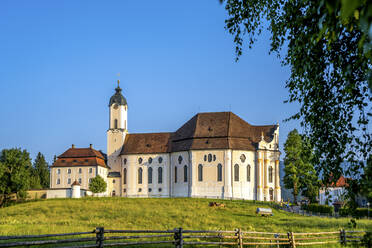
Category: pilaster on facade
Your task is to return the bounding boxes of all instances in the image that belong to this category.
[274,160,281,201]
[256,152,263,201]
[223,149,232,198]
[263,158,269,201]
[188,151,193,197]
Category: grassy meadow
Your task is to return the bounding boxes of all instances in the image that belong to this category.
[0,197,371,236]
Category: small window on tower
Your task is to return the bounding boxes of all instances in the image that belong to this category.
[114,119,118,129]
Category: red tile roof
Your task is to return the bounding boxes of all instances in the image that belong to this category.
[323,175,349,187]
[52,147,108,168]
[58,148,105,159]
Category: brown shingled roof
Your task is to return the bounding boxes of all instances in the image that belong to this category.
[120,112,278,154]
[58,148,105,159]
[120,132,172,155]
[52,147,108,168]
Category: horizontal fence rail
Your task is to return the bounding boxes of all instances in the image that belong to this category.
[0,228,367,247]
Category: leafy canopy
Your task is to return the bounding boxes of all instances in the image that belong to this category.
[221,0,372,183]
[0,148,32,206]
[283,129,319,203]
[33,152,50,189]
[89,175,107,194]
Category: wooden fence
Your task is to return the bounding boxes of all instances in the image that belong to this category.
[0,228,367,247]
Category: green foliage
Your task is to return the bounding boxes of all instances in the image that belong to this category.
[89,175,107,193]
[360,155,372,203]
[0,148,32,207]
[283,129,319,203]
[340,208,370,218]
[33,152,50,189]
[302,203,334,215]
[222,0,372,187]
[348,218,357,229]
[361,231,372,248]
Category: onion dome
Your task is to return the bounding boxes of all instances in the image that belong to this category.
[109,80,127,106]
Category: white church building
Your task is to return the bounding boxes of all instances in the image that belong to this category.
[50,82,281,201]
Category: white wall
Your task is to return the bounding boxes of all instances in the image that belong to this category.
[121,153,170,198]
[319,187,346,205]
[47,189,72,198]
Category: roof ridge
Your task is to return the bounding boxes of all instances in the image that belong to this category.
[127,132,173,135]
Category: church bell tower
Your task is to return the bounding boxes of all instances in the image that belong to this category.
[107,80,127,171]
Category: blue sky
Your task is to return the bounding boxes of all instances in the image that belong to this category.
[0,0,300,163]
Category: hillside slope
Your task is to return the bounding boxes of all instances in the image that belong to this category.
[0,198,371,235]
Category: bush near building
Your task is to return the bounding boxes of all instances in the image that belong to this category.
[339,208,370,218]
[302,203,334,215]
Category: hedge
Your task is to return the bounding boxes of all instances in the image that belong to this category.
[302,203,334,214]
[339,208,370,218]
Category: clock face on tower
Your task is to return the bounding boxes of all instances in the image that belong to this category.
[113,104,119,110]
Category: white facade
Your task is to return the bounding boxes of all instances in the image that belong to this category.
[116,149,280,201]
[319,187,346,205]
[105,83,282,202]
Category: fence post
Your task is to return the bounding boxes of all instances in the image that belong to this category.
[287,232,296,248]
[96,227,104,248]
[174,227,183,248]
[339,229,346,245]
[235,228,243,248]
[274,233,280,248]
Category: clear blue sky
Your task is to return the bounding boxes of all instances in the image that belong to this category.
[0,0,300,164]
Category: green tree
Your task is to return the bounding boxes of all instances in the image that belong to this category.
[33,152,50,188]
[283,129,303,203]
[0,148,32,206]
[221,0,371,185]
[299,136,319,203]
[89,175,107,194]
[360,155,372,203]
[284,129,319,203]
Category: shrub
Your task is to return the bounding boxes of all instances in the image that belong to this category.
[89,175,107,194]
[339,208,370,218]
[302,203,334,214]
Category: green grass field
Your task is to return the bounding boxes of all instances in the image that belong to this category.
[0,197,371,236]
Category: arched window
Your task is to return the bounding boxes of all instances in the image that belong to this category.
[158,167,163,184]
[247,165,251,182]
[124,168,127,184]
[217,164,222,182]
[174,167,178,183]
[234,164,239,182]
[208,154,212,162]
[269,166,273,183]
[148,167,153,184]
[198,164,203,181]
[114,119,118,129]
[138,168,143,184]
[184,165,187,182]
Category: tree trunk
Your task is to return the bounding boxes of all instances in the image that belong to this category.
[293,182,298,204]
